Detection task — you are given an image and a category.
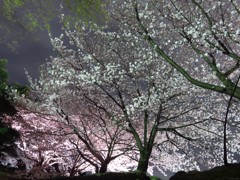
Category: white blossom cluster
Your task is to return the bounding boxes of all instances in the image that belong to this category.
[111,0,240,167]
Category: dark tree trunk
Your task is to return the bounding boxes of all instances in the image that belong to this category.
[99,162,108,173]
[137,151,151,173]
[223,74,240,166]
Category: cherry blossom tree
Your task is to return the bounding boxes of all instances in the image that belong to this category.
[12,1,240,176]
[56,106,133,173]
[117,0,240,99]
[10,109,89,177]
[14,19,219,175]
[108,0,240,167]
[12,53,135,174]
[10,99,131,175]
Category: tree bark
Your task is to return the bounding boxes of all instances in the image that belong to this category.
[137,150,151,173]
[99,162,108,173]
[223,74,240,166]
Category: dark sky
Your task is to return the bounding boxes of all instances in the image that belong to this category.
[0,19,62,85]
[0,1,107,85]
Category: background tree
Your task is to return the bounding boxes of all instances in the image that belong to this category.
[11,109,90,178]
[0,59,20,167]
[0,59,8,95]
[55,104,132,173]
[13,67,133,174]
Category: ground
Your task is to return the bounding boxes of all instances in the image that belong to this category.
[169,163,240,180]
[1,164,240,180]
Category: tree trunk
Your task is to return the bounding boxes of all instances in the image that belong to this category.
[99,162,108,173]
[223,74,240,166]
[137,151,151,173]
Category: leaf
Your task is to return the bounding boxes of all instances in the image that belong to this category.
[0,127,8,135]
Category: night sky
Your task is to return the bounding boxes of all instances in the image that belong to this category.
[0,18,62,85]
[0,0,107,86]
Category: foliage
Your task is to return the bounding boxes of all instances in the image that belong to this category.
[0,97,20,158]
[64,0,109,27]
[0,59,29,168]
[0,0,108,50]
[0,121,19,148]
[0,59,19,150]
[0,59,29,99]
[0,59,8,96]
[0,0,108,26]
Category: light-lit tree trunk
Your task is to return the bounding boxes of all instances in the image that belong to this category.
[223,74,240,166]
